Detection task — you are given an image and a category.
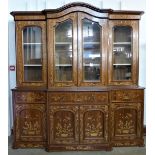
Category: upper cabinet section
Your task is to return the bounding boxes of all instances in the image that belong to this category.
[16,21,47,87]
[11,2,143,88]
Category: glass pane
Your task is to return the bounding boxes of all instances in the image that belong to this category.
[82,19,101,81]
[23,26,42,81]
[55,19,73,82]
[112,26,132,80]
[24,66,42,81]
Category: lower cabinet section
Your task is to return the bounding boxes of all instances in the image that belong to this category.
[12,88,144,151]
[47,104,111,151]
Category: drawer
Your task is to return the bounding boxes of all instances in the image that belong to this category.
[48,92,108,103]
[111,90,143,102]
[15,91,46,103]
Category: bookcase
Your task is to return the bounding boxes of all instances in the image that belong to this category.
[11,2,144,151]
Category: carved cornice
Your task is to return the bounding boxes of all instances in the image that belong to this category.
[10,2,144,20]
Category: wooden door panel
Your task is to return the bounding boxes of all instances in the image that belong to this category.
[48,105,79,144]
[15,104,46,142]
[110,102,142,141]
[80,105,109,144]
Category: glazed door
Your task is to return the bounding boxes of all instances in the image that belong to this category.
[108,20,139,85]
[78,13,108,86]
[79,105,109,144]
[16,21,47,87]
[47,13,77,87]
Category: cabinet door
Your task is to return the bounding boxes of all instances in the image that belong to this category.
[80,105,109,144]
[15,104,46,142]
[48,105,79,144]
[108,20,139,85]
[47,13,77,87]
[16,21,47,87]
[110,102,143,146]
[78,13,108,86]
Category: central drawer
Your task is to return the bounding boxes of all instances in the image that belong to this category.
[48,92,109,103]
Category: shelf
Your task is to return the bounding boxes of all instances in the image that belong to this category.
[55,50,72,52]
[113,42,131,45]
[55,42,72,45]
[83,80,100,82]
[55,64,72,67]
[23,43,42,45]
[84,64,100,67]
[24,64,42,66]
[83,42,100,45]
[113,64,131,66]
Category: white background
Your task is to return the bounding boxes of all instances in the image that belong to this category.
[2,0,155,154]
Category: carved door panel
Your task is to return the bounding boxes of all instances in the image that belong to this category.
[80,105,109,144]
[110,103,142,141]
[15,104,46,142]
[48,105,79,144]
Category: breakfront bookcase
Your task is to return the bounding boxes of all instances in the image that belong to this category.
[11,2,144,151]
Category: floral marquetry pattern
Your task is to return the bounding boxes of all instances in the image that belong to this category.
[110,102,142,142]
[48,92,108,103]
[54,111,74,138]
[49,105,79,144]
[84,110,104,137]
[15,104,46,142]
[111,90,143,102]
[80,105,109,144]
[115,109,137,135]
[15,92,46,103]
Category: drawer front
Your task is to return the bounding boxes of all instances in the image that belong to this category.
[48,92,108,103]
[15,91,46,103]
[111,90,144,102]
